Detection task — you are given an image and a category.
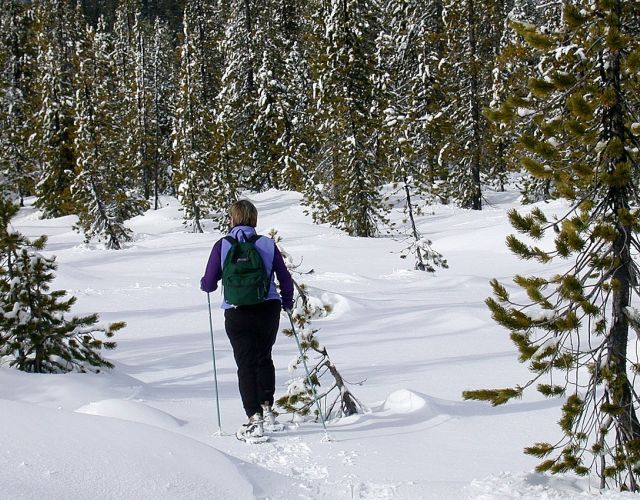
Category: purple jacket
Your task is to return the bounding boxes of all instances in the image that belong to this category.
[200,225,294,310]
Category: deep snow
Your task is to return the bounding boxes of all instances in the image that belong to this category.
[1,189,638,499]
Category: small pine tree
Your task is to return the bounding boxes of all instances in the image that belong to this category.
[268,229,366,420]
[400,231,448,273]
[0,197,124,373]
[394,178,448,273]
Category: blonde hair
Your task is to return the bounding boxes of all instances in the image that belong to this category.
[229,199,258,227]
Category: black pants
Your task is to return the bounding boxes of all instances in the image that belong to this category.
[224,300,281,418]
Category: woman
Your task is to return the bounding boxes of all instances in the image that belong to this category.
[201,199,294,442]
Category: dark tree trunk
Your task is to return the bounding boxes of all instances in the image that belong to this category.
[604,0,640,488]
[467,0,482,211]
[404,176,425,271]
[243,0,254,93]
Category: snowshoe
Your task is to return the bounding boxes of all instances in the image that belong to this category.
[262,403,285,432]
[262,404,285,432]
[236,413,269,444]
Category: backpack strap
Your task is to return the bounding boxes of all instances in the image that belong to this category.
[224,235,237,245]
[251,234,275,285]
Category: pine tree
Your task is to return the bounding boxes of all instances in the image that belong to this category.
[0,2,9,197]
[113,0,145,195]
[465,0,640,490]
[72,18,147,249]
[252,20,289,190]
[214,0,260,190]
[268,0,318,193]
[173,0,229,231]
[481,0,515,193]
[486,0,557,202]
[134,10,153,200]
[380,0,451,268]
[0,0,37,205]
[381,0,449,198]
[204,0,240,223]
[31,0,83,217]
[0,196,124,373]
[212,0,315,193]
[243,0,315,191]
[113,0,158,202]
[441,0,511,209]
[246,6,281,189]
[148,17,177,209]
[304,0,390,237]
[276,34,316,192]
[440,0,482,209]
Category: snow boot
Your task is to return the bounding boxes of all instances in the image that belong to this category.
[262,402,285,432]
[236,413,269,444]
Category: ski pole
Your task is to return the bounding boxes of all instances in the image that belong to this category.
[286,310,332,442]
[207,293,223,435]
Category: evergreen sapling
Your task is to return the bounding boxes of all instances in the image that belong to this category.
[0,197,124,373]
[268,229,366,420]
[395,177,448,273]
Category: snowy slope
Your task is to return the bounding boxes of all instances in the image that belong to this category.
[2,189,637,499]
[1,399,290,499]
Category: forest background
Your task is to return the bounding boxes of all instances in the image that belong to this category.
[1,0,554,248]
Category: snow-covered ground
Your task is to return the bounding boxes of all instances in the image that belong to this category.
[2,189,637,499]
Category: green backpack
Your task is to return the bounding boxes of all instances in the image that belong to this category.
[222,235,270,306]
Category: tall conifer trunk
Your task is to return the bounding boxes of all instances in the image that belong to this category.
[467,0,482,210]
[605,0,640,477]
[464,0,640,488]
[244,0,254,92]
